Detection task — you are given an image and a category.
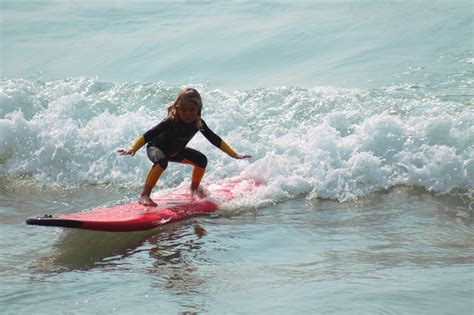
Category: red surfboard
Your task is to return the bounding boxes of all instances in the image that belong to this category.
[26,178,259,232]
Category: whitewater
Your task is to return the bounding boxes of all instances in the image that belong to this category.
[1,77,472,202]
[1,1,473,314]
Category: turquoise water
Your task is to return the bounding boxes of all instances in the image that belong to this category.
[1,1,473,314]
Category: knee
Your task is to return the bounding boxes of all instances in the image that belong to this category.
[155,159,168,170]
[197,154,207,169]
[147,146,168,170]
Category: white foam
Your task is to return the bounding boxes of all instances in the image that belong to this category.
[1,78,472,204]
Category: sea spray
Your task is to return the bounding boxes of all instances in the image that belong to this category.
[1,78,472,203]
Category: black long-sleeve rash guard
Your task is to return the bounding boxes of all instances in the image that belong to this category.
[142,118,229,158]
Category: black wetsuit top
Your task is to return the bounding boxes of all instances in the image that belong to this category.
[143,118,222,158]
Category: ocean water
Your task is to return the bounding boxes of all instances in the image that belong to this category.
[1,1,473,314]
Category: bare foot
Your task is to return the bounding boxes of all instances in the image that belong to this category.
[138,195,157,207]
[191,186,209,198]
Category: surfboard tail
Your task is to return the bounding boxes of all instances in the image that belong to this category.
[26,216,83,228]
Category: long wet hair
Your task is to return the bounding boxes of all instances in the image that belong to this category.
[167,88,203,128]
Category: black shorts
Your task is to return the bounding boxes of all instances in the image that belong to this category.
[147,145,208,169]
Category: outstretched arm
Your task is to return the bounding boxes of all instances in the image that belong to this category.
[220,140,252,159]
[117,135,145,156]
[117,119,170,156]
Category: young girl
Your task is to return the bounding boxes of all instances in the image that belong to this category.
[118,88,252,206]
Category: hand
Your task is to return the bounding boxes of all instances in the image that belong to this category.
[234,153,252,159]
[117,149,135,156]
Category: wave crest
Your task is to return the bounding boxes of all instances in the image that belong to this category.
[1,78,472,202]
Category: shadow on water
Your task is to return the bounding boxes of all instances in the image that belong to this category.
[27,184,472,274]
[31,221,209,274]
[145,230,210,298]
[19,180,474,301]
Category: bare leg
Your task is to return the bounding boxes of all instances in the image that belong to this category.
[191,181,210,198]
[190,166,208,198]
[139,184,157,206]
[190,181,199,192]
[138,164,164,207]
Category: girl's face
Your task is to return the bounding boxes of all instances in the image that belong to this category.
[177,100,198,124]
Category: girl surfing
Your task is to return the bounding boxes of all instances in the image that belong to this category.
[118,88,252,206]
